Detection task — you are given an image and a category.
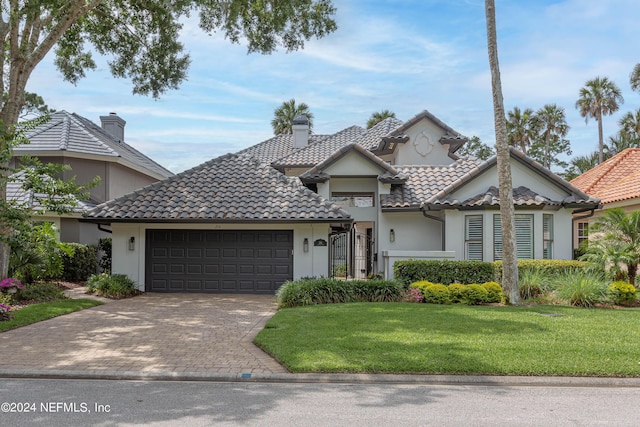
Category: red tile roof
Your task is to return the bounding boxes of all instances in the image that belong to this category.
[570,148,640,204]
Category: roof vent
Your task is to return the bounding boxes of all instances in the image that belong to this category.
[292,115,309,149]
[100,113,126,143]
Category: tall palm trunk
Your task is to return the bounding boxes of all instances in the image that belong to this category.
[597,111,604,163]
[485,0,520,304]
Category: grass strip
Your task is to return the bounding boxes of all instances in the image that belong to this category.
[0,299,104,333]
[254,303,640,376]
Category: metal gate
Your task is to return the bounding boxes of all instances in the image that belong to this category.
[330,230,374,279]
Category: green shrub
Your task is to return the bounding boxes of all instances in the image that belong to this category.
[0,293,14,306]
[276,278,404,308]
[482,281,503,303]
[555,271,607,308]
[447,283,468,304]
[409,280,436,296]
[62,244,98,281]
[464,284,488,305]
[87,273,137,298]
[15,282,66,302]
[394,260,495,285]
[607,281,637,306]
[422,283,451,304]
[495,259,587,282]
[519,267,548,299]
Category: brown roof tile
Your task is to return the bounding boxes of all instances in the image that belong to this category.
[85,154,351,222]
[570,148,640,204]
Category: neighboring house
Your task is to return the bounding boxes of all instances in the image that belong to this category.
[7,111,174,245]
[83,110,598,293]
[570,148,640,249]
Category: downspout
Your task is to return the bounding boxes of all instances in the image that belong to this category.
[422,209,445,251]
[97,224,112,234]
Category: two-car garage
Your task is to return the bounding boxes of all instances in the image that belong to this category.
[145,229,293,293]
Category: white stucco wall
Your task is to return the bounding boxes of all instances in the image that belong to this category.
[394,120,455,166]
[111,222,331,291]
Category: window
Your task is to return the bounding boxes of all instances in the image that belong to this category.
[493,214,534,260]
[577,222,589,246]
[465,215,483,261]
[330,192,374,208]
[543,214,553,259]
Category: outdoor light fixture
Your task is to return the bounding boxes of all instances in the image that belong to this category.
[390,229,395,242]
[128,236,135,251]
[303,238,309,253]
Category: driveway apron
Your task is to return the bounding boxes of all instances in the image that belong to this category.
[0,294,286,375]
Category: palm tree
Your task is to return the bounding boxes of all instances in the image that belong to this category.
[582,208,640,285]
[575,76,624,164]
[506,106,537,154]
[271,99,314,135]
[604,134,638,158]
[535,104,569,169]
[618,109,640,141]
[564,152,600,181]
[630,63,640,93]
[366,110,396,129]
[485,0,520,304]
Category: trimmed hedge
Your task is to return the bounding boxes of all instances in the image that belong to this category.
[394,260,495,285]
[62,244,98,281]
[495,259,587,281]
[276,278,405,308]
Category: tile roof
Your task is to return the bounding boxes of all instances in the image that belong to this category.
[570,148,640,204]
[429,185,562,209]
[423,148,599,209]
[17,111,173,180]
[84,154,352,222]
[7,170,97,214]
[354,117,404,151]
[271,125,365,169]
[238,133,330,165]
[380,159,481,209]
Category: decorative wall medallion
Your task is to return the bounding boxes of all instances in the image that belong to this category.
[413,131,434,157]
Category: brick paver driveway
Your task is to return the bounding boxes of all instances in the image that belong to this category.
[0,294,286,375]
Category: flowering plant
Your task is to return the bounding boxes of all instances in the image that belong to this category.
[401,287,424,303]
[0,303,11,320]
[0,278,24,294]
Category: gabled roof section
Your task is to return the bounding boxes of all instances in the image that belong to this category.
[355,117,405,151]
[299,143,400,183]
[423,147,599,209]
[380,159,481,209]
[271,125,365,169]
[237,133,330,165]
[84,154,352,222]
[396,110,468,157]
[6,170,97,214]
[570,148,640,204]
[18,111,173,180]
[429,186,563,209]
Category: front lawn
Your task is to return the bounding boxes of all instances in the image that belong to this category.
[0,299,103,333]
[254,303,640,376]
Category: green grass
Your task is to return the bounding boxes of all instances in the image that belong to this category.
[254,303,640,376]
[0,299,103,332]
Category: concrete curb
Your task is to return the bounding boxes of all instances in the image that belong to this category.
[1,369,639,388]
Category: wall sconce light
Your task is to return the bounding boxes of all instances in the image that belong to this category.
[303,238,309,253]
[128,236,135,251]
[390,229,395,242]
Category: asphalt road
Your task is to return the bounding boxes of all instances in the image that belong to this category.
[0,378,638,426]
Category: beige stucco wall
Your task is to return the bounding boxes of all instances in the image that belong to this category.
[111,222,331,291]
[394,120,456,166]
[107,162,160,200]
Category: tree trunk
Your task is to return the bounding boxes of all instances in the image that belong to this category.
[485,0,520,305]
[597,112,604,164]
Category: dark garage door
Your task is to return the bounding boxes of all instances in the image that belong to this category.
[145,229,293,293]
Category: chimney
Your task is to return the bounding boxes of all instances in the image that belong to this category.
[100,112,126,143]
[292,115,309,148]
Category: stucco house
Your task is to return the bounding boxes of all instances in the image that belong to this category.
[7,111,174,245]
[83,110,598,293]
[570,148,640,249]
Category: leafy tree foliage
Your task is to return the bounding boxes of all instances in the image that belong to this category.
[271,99,314,134]
[630,63,640,93]
[506,106,537,154]
[0,0,338,277]
[456,136,495,160]
[366,110,396,129]
[563,151,599,181]
[575,76,624,164]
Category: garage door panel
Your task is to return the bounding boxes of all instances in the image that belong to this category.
[146,230,293,293]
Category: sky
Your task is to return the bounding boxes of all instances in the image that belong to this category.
[26,0,640,174]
